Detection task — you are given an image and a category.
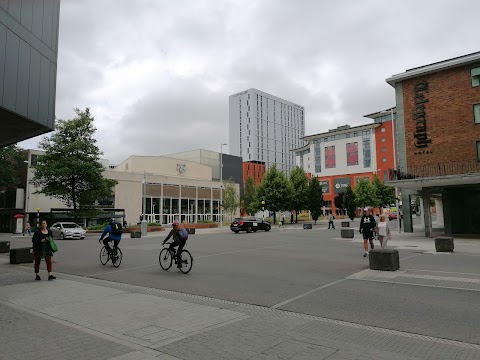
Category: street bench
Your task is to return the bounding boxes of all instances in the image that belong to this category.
[303,223,312,229]
[369,249,400,271]
[340,228,354,238]
[10,247,34,264]
[130,231,141,238]
[0,241,10,253]
[341,221,350,228]
[435,236,454,252]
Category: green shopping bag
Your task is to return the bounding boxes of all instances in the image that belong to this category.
[49,237,58,253]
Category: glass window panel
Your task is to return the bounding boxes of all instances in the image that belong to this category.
[475,104,480,123]
[146,197,152,214]
[181,199,188,213]
[163,198,171,213]
[471,67,480,87]
[197,199,205,213]
[171,199,179,214]
[205,200,211,213]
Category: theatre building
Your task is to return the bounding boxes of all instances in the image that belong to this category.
[386,52,480,236]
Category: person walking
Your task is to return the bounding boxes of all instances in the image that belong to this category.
[32,220,56,280]
[23,221,31,236]
[328,213,335,229]
[290,212,294,224]
[377,215,391,248]
[359,208,376,257]
[280,214,285,227]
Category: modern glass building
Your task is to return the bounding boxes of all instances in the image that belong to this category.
[0,0,60,147]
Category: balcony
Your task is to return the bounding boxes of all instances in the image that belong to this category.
[387,160,480,190]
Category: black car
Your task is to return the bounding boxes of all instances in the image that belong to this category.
[230,217,271,233]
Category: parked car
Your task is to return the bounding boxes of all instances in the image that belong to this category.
[50,222,86,240]
[230,217,271,233]
[388,213,398,221]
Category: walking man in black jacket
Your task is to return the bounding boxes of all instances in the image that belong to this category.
[359,208,376,257]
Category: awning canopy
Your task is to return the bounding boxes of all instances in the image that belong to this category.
[386,173,480,191]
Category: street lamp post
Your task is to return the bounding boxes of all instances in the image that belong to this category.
[261,200,265,220]
[388,108,401,233]
[141,171,147,237]
[220,143,227,226]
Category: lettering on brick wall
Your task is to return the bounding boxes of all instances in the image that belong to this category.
[413,80,432,152]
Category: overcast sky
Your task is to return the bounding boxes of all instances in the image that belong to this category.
[19,0,480,164]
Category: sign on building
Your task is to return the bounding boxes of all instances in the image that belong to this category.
[320,180,330,194]
[334,177,351,194]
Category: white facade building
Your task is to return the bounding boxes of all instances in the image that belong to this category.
[229,88,305,174]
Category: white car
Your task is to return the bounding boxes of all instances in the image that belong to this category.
[50,222,86,240]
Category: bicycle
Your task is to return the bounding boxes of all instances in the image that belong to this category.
[99,240,123,268]
[159,242,193,274]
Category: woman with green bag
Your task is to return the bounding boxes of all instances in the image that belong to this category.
[32,220,56,281]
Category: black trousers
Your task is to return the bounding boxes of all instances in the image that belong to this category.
[328,221,335,229]
[169,239,186,263]
[103,238,120,253]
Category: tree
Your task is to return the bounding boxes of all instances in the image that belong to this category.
[0,145,25,189]
[241,176,258,215]
[307,176,323,225]
[334,192,345,211]
[223,179,239,222]
[31,108,117,217]
[354,178,379,209]
[343,185,357,221]
[372,176,395,211]
[256,165,293,225]
[289,166,309,223]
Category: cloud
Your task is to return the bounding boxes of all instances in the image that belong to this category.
[19,0,480,164]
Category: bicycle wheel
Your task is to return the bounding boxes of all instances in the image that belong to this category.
[112,247,122,268]
[159,248,172,270]
[178,250,193,274]
[100,246,109,265]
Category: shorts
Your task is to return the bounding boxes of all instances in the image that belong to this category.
[362,229,374,241]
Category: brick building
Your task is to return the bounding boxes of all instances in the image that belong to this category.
[293,114,396,215]
[243,161,266,185]
[386,52,480,235]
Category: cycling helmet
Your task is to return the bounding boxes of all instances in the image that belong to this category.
[172,221,180,226]
[109,218,115,223]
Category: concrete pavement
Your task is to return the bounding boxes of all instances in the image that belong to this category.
[2,258,480,360]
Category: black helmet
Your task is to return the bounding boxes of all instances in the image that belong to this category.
[109,218,115,223]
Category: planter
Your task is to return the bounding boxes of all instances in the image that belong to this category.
[180,223,218,229]
[130,231,141,238]
[369,249,400,271]
[10,247,34,264]
[341,228,354,238]
[435,236,454,252]
[0,241,10,253]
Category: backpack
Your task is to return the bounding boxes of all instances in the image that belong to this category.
[178,228,189,241]
[110,222,123,236]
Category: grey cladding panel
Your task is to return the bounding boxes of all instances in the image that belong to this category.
[20,0,33,31]
[7,0,20,22]
[28,48,40,120]
[31,0,43,40]
[0,23,6,106]
[38,55,50,123]
[3,29,19,111]
[51,0,59,51]
[41,0,52,48]
[16,39,30,117]
[0,1,7,11]
[48,60,55,127]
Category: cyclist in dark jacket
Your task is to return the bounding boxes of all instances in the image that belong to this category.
[359,208,376,257]
[162,221,186,268]
[99,218,122,254]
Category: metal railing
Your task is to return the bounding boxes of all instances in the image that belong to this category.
[388,160,480,181]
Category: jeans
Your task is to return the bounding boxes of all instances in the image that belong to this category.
[169,240,186,264]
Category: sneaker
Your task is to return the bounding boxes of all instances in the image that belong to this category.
[363,252,369,257]
[35,275,41,281]
[48,275,56,280]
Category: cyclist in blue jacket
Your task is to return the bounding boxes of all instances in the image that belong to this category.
[99,218,122,255]
[162,221,187,268]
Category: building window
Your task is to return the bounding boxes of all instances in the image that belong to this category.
[474,104,480,124]
[381,128,386,133]
[471,67,480,87]
[382,157,387,162]
[314,141,321,172]
[346,142,359,166]
[381,137,386,142]
[363,140,371,168]
[382,147,387,153]
[325,146,336,169]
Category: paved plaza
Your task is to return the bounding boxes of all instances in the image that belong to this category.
[1,221,480,359]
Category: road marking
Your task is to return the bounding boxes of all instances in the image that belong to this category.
[270,279,346,309]
[351,277,480,292]
[400,254,422,261]
[405,268,480,276]
[88,243,295,277]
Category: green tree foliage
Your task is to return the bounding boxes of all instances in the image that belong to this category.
[354,178,379,209]
[31,108,117,216]
[223,179,239,221]
[343,185,357,221]
[256,165,293,224]
[241,176,258,215]
[289,166,309,223]
[0,145,25,189]
[334,192,345,210]
[372,175,395,210]
[307,176,323,225]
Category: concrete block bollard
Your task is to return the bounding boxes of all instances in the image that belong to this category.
[435,236,454,252]
[10,247,34,264]
[340,228,354,238]
[369,249,400,271]
[0,241,10,253]
[130,231,142,238]
[341,221,350,228]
